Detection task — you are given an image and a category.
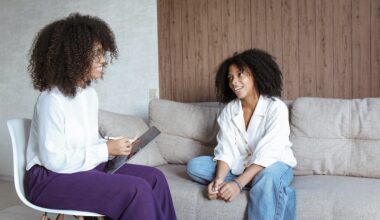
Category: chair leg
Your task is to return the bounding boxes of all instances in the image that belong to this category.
[41,212,49,220]
[56,214,64,220]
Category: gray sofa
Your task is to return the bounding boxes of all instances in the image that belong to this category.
[99,97,380,220]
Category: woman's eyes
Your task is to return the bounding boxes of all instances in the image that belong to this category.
[228,71,245,82]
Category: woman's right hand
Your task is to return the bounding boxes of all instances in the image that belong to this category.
[207,177,224,200]
[106,137,134,156]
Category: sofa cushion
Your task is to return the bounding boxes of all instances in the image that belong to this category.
[157,164,248,220]
[293,175,380,220]
[99,110,167,167]
[149,99,221,164]
[158,164,380,220]
[290,97,380,178]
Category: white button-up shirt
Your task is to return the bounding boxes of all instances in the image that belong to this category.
[214,95,297,175]
[26,87,109,173]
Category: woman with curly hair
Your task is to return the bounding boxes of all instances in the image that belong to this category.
[187,49,297,220]
[26,13,176,220]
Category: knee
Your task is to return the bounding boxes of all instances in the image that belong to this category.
[150,167,166,180]
[186,157,198,176]
[132,178,154,195]
[146,167,168,187]
[187,156,211,176]
[251,168,280,190]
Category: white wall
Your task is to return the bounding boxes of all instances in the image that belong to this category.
[0,0,158,180]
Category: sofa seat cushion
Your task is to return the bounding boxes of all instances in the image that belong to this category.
[293,175,380,220]
[157,164,380,220]
[157,164,248,220]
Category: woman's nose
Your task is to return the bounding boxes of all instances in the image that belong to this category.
[99,55,106,64]
[231,77,239,85]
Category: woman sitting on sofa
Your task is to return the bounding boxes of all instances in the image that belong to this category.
[26,13,176,220]
[187,49,297,220]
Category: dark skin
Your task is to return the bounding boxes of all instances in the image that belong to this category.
[208,64,264,202]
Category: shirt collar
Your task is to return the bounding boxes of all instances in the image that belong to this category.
[232,95,269,117]
[253,95,269,117]
[230,95,269,135]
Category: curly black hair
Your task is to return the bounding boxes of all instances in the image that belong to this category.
[28,13,118,97]
[215,48,283,103]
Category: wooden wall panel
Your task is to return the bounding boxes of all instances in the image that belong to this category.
[371,0,380,96]
[181,0,196,102]
[266,0,283,68]
[299,0,317,96]
[333,0,352,98]
[252,0,267,49]
[207,0,223,100]
[158,0,380,102]
[170,0,183,101]
[236,0,252,52]
[157,0,172,100]
[194,0,210,101]
[352,0,371,98]
[282,0,299,100]
[316,0,334,97]
[222,0,237,58]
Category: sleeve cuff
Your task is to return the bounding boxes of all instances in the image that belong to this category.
[87,142,109,164]
[213,155,233,170]
[249,157,278,168]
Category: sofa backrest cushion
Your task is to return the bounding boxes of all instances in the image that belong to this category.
[149,99,221,164]
[290,97,380,178]
[99,110,167,166]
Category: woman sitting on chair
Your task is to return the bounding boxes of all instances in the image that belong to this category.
[26,13,176,220]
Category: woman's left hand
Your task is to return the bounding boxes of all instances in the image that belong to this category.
[218,181,241,202]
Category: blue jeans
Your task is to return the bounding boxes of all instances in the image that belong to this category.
[187,156,296,220]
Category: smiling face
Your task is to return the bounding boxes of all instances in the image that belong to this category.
[227,64,258,101]
[89,42,106,80]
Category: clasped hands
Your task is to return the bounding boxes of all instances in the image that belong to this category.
[207,177,241,202]
[106,135,138,156]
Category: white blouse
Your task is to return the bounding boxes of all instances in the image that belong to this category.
[214,95,297,175]
[26,87,109,173]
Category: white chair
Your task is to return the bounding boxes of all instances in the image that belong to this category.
[7,118,104,220]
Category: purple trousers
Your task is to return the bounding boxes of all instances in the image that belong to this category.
[25,163,177,220]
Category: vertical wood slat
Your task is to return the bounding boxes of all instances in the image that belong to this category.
[207,0,223,100]
[266,0,283,69]
[352,0,371,98]
[371,0,380,97]
[157,0,172,100]
[194,0,210,101]
[299,0,317,96]
[222,0,237,58]
[252,0,267,50]
[316,0,334,97]
[333,0,352,98]
[158,0,380,102]
[236,0,252,52]
[169,0,183,101]
[181,0,196,102]
[282,0,299,100]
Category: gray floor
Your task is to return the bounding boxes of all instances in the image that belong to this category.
[0,180,77,220]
